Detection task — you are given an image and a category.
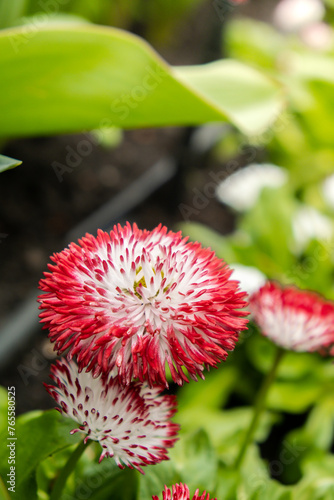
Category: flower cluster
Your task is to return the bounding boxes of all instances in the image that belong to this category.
[249,281,334,352]
[41,223,248,474]
[152,483,216,500]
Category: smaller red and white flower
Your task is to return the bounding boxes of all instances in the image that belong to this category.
[152,483,216,500]
[45,358,179,473]
[250,281,334,352]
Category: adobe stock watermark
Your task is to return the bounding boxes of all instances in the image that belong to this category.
[178,143,257,221]
[178,112,291,221]
[110,63,166,121]
[61,463,116,500]
[212,0,236,23]
[17,348,49,386]
[51,63,166,183]
[51,132,98,183]
[244,439,307,495]
[283,237,334,286]
[213,0,247,23]
[9,0,71,54]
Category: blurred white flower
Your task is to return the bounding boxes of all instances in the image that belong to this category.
[216,163,288,212]
[230,264,267,296]
[300,22,334,50]
[292,205,333,253]
[322,173,334,210]
[273,0,325,32]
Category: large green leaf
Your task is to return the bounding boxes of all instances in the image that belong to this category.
[0,24,283,139]
[0,409,82,500]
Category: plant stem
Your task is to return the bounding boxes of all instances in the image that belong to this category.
[234,346,285,469]
[50,440,89,500]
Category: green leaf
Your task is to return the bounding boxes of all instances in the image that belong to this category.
[286,396,334,458]
[0,25,284,140]
[0,476,11,500]
[175,60,283,135]
[177,222,237,263]
[0,410,82,500]
[137,460,178,500]
[245,334,321,380]
[215,465,240,500]
[249,480,293,500]
[16,12,90,28]
[80,466,137,500]
[169,429,218,492]
[267,378,323,414]
[0,154,22,173]
[238,186,296,275]
[178,365,237,412]
[0,387,8,436]
[37,443,136,500]
[176,406,276,460]
[235,444,293,500]
[225,18,285,72]
[0,0,27,29]
[293,451,334,500]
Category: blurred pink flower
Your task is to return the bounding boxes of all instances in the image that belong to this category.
[250,281,334,352]
[45,358,179,473]
[152,483,216,500]
[39,223,248,387]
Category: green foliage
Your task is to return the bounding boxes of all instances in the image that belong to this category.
[225,16,334,190]
[0,387,8,436]
[0,0,28,29]
[138,460,178,500]
[0,24,283,140]
[170,429,218,492]
[0,409,81,499]
[293,452,334,500]
[24,0,205,42]
[0,154,22,173]
[180,179,334,300]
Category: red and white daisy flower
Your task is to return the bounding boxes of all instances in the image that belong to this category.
[45,358,179,473]
[152,483,216,500]
[250,281,334,352]
[39,223,248,387]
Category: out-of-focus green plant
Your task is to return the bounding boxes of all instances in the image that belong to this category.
[181,5,334,298]
[225,15,334,191]
[177,9,334,499]
[22,0,206,43]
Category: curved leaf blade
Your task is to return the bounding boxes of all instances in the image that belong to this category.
[0,25,284,139]
[175,59,283,135]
